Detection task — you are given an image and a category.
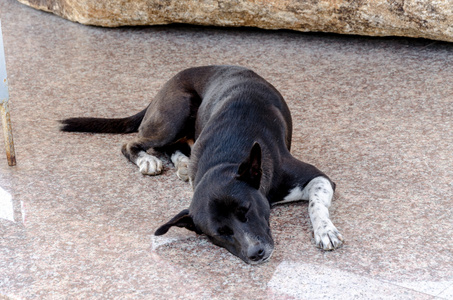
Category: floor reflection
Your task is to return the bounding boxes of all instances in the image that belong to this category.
[0,186,14,222]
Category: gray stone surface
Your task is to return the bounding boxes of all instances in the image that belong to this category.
[1,0,453,298]
[16,0,453,42]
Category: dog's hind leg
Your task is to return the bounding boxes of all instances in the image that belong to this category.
[122,138,164,175]
[121,84,200,176]
[122,125,193,176]
[171,150,190,181]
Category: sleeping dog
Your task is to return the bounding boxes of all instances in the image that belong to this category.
[61,65,343,264]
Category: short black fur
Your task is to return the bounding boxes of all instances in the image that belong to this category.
[60,65,335,264]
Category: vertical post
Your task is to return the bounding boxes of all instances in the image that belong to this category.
[0,19,16,166]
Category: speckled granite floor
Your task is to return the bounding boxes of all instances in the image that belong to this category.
[1,0,452,299]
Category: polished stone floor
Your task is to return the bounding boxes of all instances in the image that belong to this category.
[1,0,452,298]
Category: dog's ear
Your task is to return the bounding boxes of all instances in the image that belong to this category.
[154,209,201,235]
[237,142,262,189]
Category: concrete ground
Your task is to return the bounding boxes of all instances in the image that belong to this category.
[1,0,452,298]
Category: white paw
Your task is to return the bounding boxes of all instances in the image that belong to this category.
[313,221,344,250]
[136,154,162,175]
[176,160,189,181]
[171,151,190,182]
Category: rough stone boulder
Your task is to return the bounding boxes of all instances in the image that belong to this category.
[17,0,453,42]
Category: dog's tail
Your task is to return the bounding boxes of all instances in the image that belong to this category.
[60,107,147,134]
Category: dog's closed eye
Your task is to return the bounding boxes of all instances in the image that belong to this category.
[236,206,249,223]
[237,213,248,223]
[217,226,234,236]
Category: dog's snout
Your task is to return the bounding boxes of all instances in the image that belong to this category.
[247,245,266,262]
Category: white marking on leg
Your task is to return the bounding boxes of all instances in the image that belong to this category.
[171,151,190,181]
[303,176,343,250]
[135,151,163,175]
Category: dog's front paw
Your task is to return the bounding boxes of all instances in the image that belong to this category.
[136,154,163,175]
[314,222,344,251]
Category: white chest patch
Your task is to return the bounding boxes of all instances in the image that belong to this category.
[273,186,306,205]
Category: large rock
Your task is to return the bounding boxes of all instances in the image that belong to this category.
[17,0,453,42]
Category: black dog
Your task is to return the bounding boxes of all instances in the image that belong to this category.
[61,65,343,264]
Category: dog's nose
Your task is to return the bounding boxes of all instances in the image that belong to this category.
[248,245,265,262]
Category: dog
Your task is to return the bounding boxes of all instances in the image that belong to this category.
[60,65,343,264]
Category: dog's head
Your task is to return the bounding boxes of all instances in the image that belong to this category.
[155,143,274,264]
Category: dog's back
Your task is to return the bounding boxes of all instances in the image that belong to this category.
[177,67,293,189]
